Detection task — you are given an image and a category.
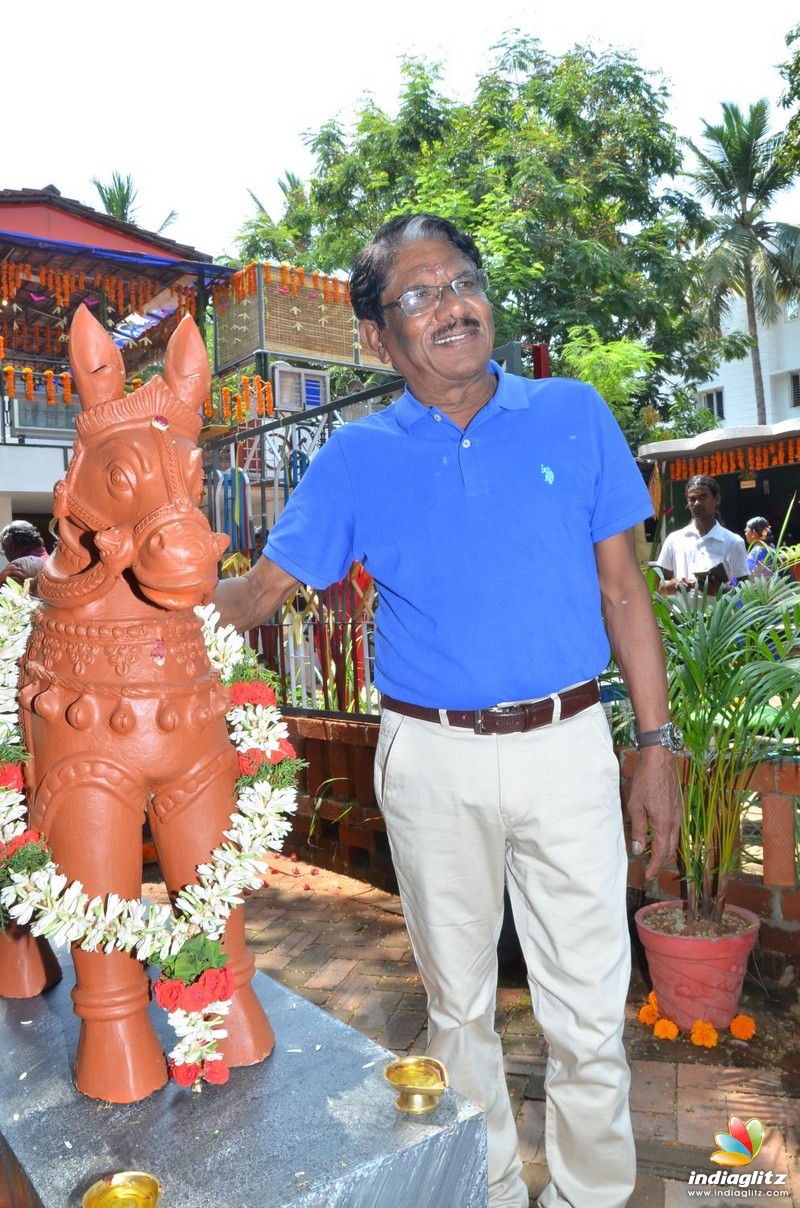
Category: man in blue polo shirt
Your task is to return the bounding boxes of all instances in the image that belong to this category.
[216,213,681,1208]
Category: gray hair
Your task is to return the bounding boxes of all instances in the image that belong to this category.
[349,212,483,327]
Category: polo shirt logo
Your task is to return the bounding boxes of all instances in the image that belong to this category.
[541,464,555,485]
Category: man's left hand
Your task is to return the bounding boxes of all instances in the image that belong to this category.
[627,747,682,879]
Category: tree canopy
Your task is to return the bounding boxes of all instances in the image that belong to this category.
[237,35,749,410]
[686,99,800,424]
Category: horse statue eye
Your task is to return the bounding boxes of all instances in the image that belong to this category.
[109,466,133,490]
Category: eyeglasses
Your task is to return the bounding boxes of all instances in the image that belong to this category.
[382,268,489,318]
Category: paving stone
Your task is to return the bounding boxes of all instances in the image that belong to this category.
[304,958,359,990]
[630,1061,677,1113]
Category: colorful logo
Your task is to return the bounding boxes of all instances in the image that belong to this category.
[710,1115,764,1167]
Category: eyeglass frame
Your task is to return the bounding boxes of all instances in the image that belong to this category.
[381,268,489,318]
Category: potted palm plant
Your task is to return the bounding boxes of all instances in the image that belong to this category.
[634,571,800,1029]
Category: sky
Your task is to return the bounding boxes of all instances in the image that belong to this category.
[4,0,799,260]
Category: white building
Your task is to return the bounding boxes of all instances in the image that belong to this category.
[693,295,800,426]
[639,297,800,544]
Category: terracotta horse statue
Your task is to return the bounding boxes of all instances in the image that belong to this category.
[7,305,274,1102]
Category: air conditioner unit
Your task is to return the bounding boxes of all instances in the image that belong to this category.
[271,362,330,413]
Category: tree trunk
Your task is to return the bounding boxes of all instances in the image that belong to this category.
[744,271,767,425]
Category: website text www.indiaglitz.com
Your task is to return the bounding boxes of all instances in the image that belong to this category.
[686,1191,790,1198]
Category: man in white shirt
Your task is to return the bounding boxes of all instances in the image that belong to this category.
[655,474,749,596]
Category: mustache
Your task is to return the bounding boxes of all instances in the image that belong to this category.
[432,317,481,341]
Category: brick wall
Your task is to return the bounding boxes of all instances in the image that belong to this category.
[285,718,800,962]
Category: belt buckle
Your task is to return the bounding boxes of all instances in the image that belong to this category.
[473,704,523,735]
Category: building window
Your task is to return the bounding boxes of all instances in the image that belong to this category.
[791,373,800,408]
[700,389,724,420]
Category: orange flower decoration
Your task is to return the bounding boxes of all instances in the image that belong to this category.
[729,1014,756,1041]
[690,1020,718,1048]
[638,1001,660,1026]
[653,1018,679,1041]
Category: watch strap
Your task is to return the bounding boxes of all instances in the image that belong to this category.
[637,728,668,749]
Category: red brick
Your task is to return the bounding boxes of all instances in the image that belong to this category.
[748,762,779,794]
[656,869,681,898]
[727,877,774,918]
[779,891,800,925]
[618,748,639,778]
[761,795,798,887]
[757,922,800,956]
[775,760,800,795]
[627,858,646,891]
[338,823,376,851]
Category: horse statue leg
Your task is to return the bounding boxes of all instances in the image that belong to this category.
[151,743,275,1067]
[0,921,62,998]
[32,756,168,1102]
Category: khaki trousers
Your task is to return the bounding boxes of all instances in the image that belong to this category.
[374,702,635,1208]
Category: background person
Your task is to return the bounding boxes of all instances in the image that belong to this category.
[744,515,777,578]
[654,474,749,596]
[0,520,49,588]
[215,212,681,1208]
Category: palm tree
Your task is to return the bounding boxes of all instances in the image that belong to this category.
[92,171,177,235]
[688,100,800,424]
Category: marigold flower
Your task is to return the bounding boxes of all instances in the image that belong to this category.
[638,1002,660,1026]
[729,1014,756,1041]
[690,1019,719,1048]
[653,1018,679,1041]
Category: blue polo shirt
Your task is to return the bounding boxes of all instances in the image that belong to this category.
[265,361,653,708]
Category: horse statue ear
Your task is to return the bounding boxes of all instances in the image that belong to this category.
[68,304,127,410]
[163,315,212,413]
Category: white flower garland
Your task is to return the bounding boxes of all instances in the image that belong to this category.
[0,581,296,1075]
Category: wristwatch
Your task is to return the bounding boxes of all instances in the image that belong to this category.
[636,722,684,753]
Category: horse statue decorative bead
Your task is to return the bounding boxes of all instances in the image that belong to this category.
[3,305,274,1102]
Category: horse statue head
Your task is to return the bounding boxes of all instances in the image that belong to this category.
[39,305,229,611]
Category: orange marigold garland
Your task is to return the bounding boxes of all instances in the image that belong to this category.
[729,1014,756,1041]
[638,990,660,1027]
[690,1020,719,1048]
[653,1018,679,1041]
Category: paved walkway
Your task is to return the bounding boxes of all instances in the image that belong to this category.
[151,853,799,1206]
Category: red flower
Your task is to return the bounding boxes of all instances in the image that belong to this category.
[170,1061,202,1087]
[229,681,277,707]
[2,829,46,860]
[203,1059,230,1085]
[266,738,296,764]
[199,964,235,1002]
[180,980,214,1013]
[237,748,268,776]
[0,763,24,792]
[152,977,184,1012]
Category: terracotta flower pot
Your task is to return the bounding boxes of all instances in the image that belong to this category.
[0,921,62,998]
[634,901,759,1031]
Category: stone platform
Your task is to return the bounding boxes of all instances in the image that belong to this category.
[0,955,486,1207]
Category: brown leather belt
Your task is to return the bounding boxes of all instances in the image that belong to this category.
[381,680,600,736]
